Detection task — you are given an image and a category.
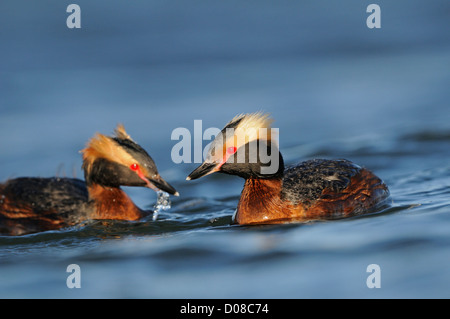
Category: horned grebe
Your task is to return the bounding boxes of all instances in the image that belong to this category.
[0,125,178,235]
[187,112,389,225]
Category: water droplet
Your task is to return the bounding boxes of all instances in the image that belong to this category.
[152,191,171,221]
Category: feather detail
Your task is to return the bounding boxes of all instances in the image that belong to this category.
[80,125,136,176]
[114,123,134,141]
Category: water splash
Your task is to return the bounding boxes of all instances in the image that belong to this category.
[152,191,171,221]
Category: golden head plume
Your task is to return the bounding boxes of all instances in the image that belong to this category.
[222,111,276,145]
[205,112,277,162]
[81,124,137,174]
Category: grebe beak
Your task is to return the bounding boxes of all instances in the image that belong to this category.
[186,162,219,180]
[145,175,179,196]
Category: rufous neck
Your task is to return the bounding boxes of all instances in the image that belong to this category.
[234,177,283,224]
[87,183,145,221]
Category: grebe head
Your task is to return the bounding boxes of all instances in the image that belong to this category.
[81,124,178,196]
[187,112,284,180]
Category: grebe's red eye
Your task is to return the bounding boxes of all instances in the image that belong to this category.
[130,163,139,171]
[227,146,237,155]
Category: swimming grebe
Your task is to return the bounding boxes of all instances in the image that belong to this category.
[0,125,178,235]
[187,112,389,225]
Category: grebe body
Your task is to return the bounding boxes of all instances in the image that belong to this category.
[0,125,178,235]
[187,113,389,225]
[234,159,389,225]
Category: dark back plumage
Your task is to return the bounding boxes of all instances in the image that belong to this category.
[0,177,91,235]
[281,159,361,205]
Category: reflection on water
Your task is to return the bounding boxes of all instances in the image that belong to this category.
[0,0,449,298]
